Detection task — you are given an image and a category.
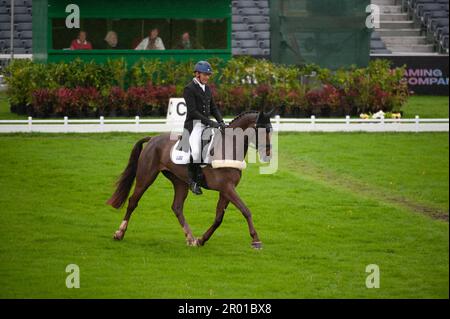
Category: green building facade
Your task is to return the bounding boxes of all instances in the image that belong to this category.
[32,0,371,69]
[32,0,232,64]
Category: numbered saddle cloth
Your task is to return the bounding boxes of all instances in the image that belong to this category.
[170,127,216,165]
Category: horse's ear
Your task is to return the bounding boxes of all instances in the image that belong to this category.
[264,108,276,118]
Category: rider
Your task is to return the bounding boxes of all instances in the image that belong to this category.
[183,61,226,195]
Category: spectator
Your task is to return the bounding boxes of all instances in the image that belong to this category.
[135,28,165,50]
[103,30,122,49]
[176,32,192,49]
[70,31,93,50]
[175,32,204,50]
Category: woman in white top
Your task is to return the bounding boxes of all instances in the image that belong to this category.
[134,28,165,50]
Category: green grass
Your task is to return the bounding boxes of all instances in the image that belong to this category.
[280,133,449,212]
[401,96,449,119]
[0,92,448,119]
[0,132,448,298]
[0,93,26,120]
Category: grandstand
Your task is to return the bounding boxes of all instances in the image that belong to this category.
[0,0,32,56]
[371,0,449,54]
[232,0,270,57]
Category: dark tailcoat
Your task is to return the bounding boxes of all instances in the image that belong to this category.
[183,80,223,134]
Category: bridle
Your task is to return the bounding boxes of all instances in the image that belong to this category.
[255,114,273,151]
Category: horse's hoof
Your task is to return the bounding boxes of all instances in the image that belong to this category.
[113,230,124,240]
[252,241,263,249]
[192,238,202,247]
[186,237,197,246]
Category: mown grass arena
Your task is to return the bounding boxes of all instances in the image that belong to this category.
[0,121,448,298]
[0,0,449,301]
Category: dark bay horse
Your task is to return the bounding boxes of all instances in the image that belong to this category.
[107,109,274,249]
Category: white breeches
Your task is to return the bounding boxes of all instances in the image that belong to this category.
[189,122,205,162]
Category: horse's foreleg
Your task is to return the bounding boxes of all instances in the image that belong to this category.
[223,186,262,249]
[114,165,159,240]
[196,193,229,246]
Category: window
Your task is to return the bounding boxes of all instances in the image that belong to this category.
[51,18,228,50]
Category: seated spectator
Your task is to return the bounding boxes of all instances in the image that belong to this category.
[70,31,93,50]
[135,28,165,50]
[175,32,204,50]
[103,30,121,49]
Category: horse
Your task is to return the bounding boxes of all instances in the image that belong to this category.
[106,109,274,249]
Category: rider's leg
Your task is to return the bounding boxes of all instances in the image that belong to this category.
[188,122,204,195]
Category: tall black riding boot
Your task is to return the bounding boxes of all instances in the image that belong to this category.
[187,163,202,195]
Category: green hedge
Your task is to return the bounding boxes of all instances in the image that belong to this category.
[2,57,409,117]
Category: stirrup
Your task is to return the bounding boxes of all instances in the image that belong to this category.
[189,182,203,195]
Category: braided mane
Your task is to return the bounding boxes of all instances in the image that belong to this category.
[228,110,259,126]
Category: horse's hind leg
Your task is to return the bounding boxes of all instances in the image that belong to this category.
[162,171,196,246]
[114,162,159,240]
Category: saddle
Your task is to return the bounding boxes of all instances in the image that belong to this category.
[170,127,247,170]
[170,127,216,166]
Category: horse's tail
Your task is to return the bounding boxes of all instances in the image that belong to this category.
[106,136,152,209]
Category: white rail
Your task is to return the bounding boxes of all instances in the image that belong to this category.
[0,115,448,133]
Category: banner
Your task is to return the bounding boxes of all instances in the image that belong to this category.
[371,55,449,96]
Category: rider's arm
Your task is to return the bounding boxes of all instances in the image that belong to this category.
[183,87,219,127]
[210,95,224,124]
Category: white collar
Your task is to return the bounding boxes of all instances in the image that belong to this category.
[193,77,205,92]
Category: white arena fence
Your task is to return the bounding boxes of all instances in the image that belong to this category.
[0,115,448,133]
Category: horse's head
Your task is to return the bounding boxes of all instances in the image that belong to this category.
[226,109,275,163]
[255,108,274,162]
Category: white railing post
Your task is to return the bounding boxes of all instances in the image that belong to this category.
[345,115,350,132]
[381,114,385,126]
[415,115,420,133]
[64,116,68,133]
[275,115,280,132]
[100,116,104,132]
[311,115,316,131]
[135,116,140,132]
[28,116,32,132]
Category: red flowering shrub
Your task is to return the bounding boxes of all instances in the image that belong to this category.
[12,58,410,118]
[53,88,74,115]
[304,84,342,116]
[31,88,54,117]
[151,83,177,114]
[106,86,126,116]
[125,86,149,116]
[70,87,100,116]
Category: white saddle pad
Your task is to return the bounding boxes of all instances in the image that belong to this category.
[170,130,216,165]
[170,138,191,164]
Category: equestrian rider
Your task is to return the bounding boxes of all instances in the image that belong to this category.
[183,61,226,195]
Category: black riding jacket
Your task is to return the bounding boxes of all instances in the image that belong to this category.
[183,80,224,133]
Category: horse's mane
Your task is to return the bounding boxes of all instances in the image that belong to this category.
[228,111,259,126]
